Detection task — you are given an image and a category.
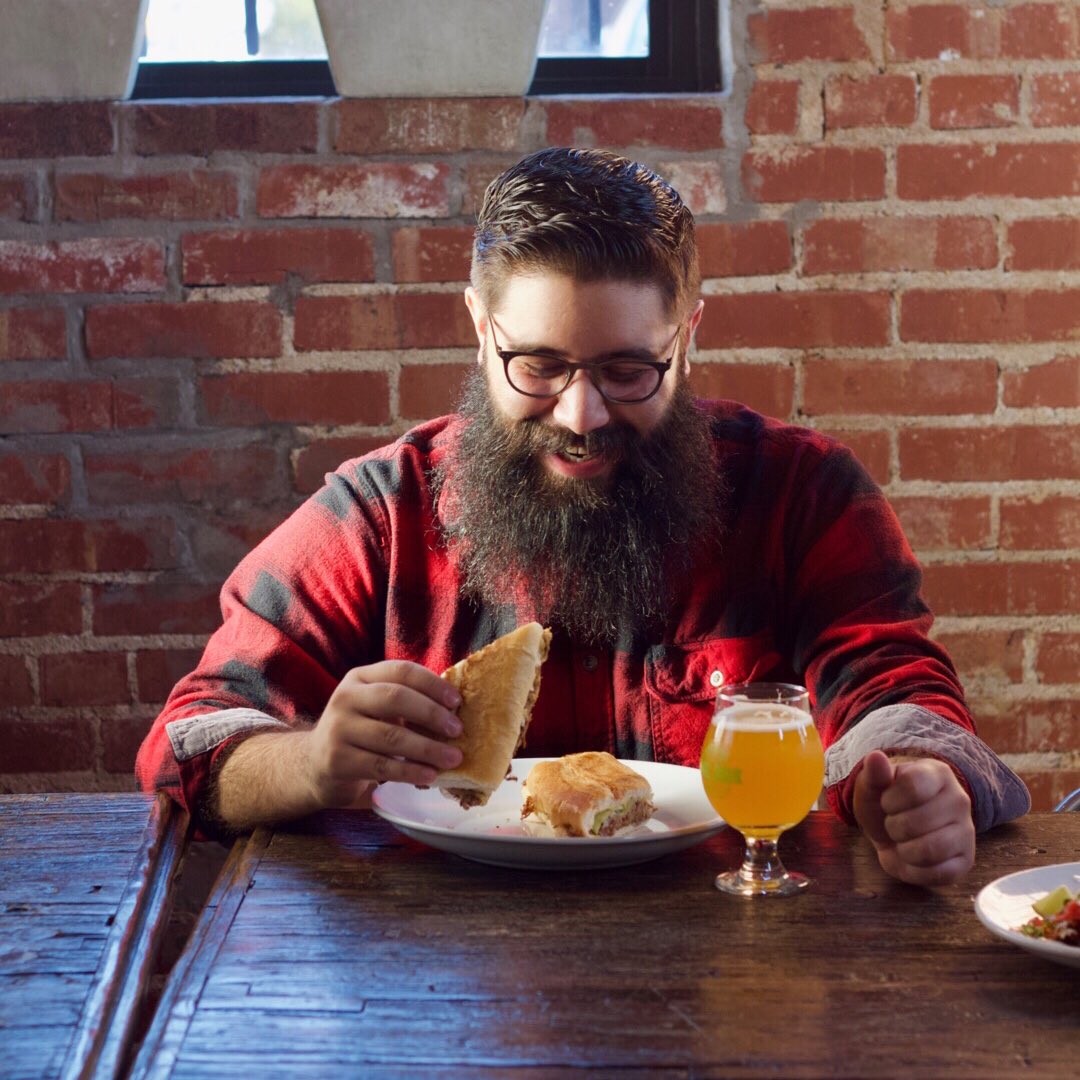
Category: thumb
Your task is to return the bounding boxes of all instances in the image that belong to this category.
[853,750,894,847]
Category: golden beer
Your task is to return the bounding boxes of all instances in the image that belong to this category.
[701,702,824,841]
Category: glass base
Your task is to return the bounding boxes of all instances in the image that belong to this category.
[714,868,811,897]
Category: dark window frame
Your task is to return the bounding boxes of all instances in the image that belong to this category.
[131,0,720,100]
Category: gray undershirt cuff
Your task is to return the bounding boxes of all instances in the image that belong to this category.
[166,708,289,763]
[824,703,1031,833]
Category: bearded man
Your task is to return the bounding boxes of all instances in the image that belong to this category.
[136,148,1028,886]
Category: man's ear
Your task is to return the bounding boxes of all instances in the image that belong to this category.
[464,287,487,359]
[682,298,705,376]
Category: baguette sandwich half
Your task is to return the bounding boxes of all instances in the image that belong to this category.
[435,622,552,809]
[520,751,655,837]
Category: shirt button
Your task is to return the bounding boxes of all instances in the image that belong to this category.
[709,669,724,688]
[582,654,598,672]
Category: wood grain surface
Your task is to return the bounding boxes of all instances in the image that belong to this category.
[0,793,186,1080]
[130,809,1080,1078]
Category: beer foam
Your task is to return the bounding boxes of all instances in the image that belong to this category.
[713,701,813,732]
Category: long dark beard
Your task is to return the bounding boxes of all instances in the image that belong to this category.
[432,368,721,647]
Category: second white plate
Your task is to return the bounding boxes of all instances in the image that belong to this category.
[372,757,725,869]
[974,861,1080,970]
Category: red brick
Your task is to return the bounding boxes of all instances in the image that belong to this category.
[135,648,205,704]
[86,301,281,359]
[1015,769,1080,812]
[929,75,1019,129]
[292,436,393,495]
[0,655,33,708]
[543,98,724,151]
[749,8,870,62]
[186,506,295,580]
[92,582,221,636]
[400,363,471,420]
[1035,633,1080,684]
[825,75,918,129]
[901,425,1080,481]
[1025,699,1080,753]
[897,143,1080,199]
[1003,355,1080,408]
[815,427,891,486]
[391,226,473,283]
[900,287,1080,344]
[1031,73,1080,126]
[886,4,997,61]
[0,717,96,773]
[0,173,36,220]
[0,517,178,574]
[85,444,282,507]
[697,292,890,350]
[1000,2,1077,58]
[293,293,475,352]
[746,80,800,135]
[103,714,156,775]
[697,221,792,278]
[0,102,113,159]
[688,362,795,419]
[969,696,1030,755]
[257,163,451,219]
[335,98,525,154]
[0,238,164,294]
[933,629,1025,683]
[1007,219,1080,270]
[0,582,82,637]
[742,147,885,203]
[130,101,318,155]
[462,157,520,216]
[41,652,130,707]
[183,228,376,286]
[803,217,996,275]
[200,371,391,427]
[657,161,726,216]
[0,308,67,360]
[1001,496,1080,549]
[923,559,1080,616]
[804,358,996,416]
[0,453,71,505]
[890,495,992,551]
[0,378,180,434]
[54,171,237,223]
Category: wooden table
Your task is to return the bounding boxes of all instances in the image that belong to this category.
[0,794,186,1080]
[131,810,1079,1078]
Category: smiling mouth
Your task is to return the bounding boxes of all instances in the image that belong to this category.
[557,446,598,462]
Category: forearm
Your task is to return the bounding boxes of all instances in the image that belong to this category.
[214,729,322,833]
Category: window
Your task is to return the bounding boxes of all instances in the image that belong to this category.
[132,0,721,99]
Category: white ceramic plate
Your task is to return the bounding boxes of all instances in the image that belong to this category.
[372,758,725,869]
[974,861,1080,970]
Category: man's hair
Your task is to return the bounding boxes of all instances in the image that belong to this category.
[472,147,700,318]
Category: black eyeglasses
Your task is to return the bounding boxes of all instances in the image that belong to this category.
[488,318,681,404]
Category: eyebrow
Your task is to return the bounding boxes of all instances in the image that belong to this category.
[493,331,677,364]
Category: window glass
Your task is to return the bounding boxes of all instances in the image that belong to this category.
[142,0,327,62]
[538,0,649,58]
[140,0,650,64]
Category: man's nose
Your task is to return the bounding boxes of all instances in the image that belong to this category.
[551,369,610,435]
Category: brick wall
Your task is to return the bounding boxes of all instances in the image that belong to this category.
[1,0,1078,807]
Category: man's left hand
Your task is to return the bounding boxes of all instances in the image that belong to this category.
[852,749,975,886]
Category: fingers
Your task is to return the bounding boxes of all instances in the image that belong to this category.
[852,750,894,846]
[878,758,952,816]
[346,661,462,733]
[878,828,975,887]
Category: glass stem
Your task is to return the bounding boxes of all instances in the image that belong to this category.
[739,835,786,886]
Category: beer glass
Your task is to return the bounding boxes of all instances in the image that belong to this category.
[700,682,824,897]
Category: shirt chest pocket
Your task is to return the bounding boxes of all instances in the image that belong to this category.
[644,634,783,766]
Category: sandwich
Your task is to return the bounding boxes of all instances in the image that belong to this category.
[435,621,552,809]
[520,751,655,837]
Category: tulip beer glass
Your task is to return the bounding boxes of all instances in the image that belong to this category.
[700,683,824,897]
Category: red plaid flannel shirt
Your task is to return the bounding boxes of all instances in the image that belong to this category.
[137,400,1011,831]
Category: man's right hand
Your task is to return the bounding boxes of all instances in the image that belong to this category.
[215,660,464,832]
[304,660,464,810]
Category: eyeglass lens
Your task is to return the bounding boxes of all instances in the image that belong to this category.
[505,357,662,402]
